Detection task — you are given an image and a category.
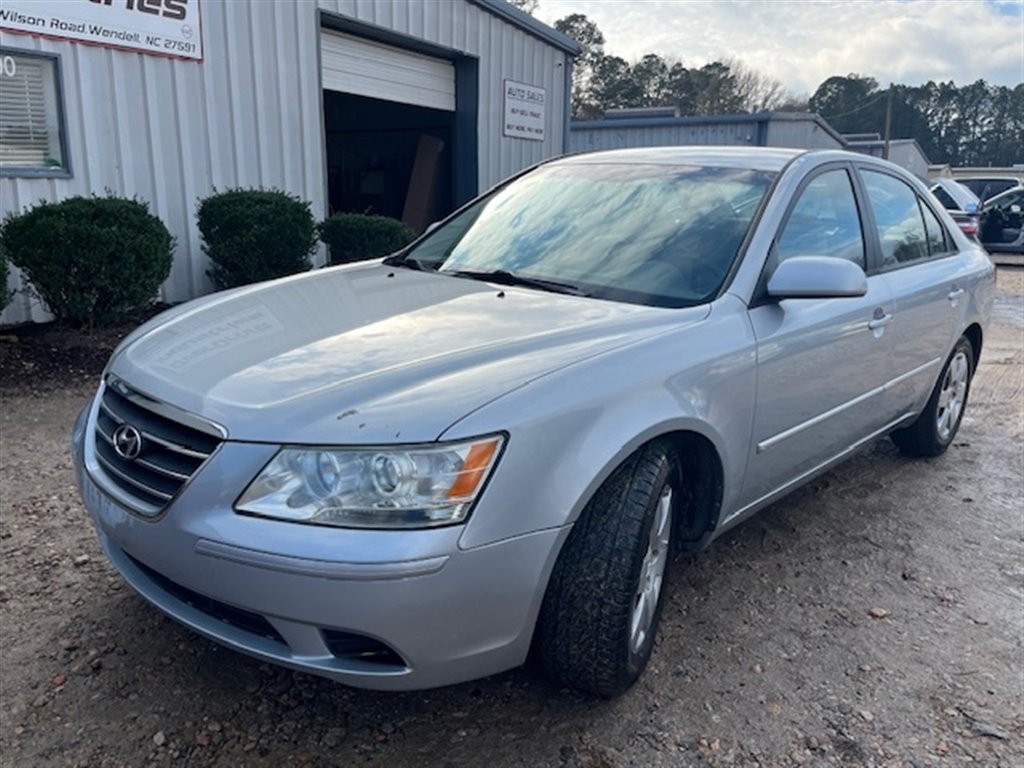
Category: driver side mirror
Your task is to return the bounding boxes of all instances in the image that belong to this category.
[767,256,868,300]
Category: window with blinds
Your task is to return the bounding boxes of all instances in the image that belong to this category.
[0,50,67,174]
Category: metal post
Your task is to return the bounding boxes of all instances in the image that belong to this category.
[883,83,893,160]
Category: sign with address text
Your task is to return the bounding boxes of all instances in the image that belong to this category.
[503,79,546,141]
[0,0,202,61]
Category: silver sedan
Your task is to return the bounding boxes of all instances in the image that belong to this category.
[73,147,994,697]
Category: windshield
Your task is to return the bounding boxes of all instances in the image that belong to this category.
[398,162,776,308]
[960,178,1019,203]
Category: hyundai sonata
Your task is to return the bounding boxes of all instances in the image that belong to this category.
[73,147,994,697]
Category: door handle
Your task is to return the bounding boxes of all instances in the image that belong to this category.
[868,313,893,330]
[948,288,965,303]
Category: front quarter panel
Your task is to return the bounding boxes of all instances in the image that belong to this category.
[444,295,757,550]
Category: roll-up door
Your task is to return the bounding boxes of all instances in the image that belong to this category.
[320,30,455,112]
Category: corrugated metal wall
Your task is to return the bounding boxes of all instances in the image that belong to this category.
[319,0,568,188]
[570,121,762,154]
[0,0,570,325]
[765,121,843,151]
[570,117,847,155]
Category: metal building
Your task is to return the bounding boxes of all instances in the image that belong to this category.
[0,0,578,324]
[843,136,931,180]
[570,111,846,155]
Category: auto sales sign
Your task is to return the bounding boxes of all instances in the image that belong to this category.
[0,0,202,61]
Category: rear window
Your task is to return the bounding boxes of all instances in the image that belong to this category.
[930,186,958,210]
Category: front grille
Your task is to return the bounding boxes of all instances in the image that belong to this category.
[93,380,222,513]
[127,553,287,646]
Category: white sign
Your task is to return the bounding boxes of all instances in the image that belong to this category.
[0,0,202,61]
[503,79,546,142]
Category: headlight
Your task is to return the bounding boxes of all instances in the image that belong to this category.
[235,435,504,529]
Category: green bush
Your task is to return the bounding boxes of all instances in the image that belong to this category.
[198,189,318,290]
[0,249,11,312]
[0,195,174,327]
[318,213,416,265]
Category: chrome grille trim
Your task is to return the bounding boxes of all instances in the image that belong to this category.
[99,399,212,459]
[106,375,227,438]
[93,451,174,501]
[89,379,224,516]
[135,458,191,482]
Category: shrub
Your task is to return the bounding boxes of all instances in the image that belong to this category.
[0,249,11,312]
[198,189,318,290]
[0,195,174,327]
[318,213,416,265]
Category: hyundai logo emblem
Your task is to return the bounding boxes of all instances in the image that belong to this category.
[112,424,143,460]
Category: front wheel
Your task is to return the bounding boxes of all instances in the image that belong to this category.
[535,441,679,697]
[891,336,974,457]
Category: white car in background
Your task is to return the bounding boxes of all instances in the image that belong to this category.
[930,178,982,240]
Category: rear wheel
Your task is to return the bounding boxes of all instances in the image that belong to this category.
[536,441,679,697]
[892,336,974,457]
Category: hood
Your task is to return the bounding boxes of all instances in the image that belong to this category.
[110,263,708,443]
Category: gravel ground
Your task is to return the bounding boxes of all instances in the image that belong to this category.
[1,269,1021,768]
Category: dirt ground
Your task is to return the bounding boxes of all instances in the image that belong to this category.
[1,270,1021,768]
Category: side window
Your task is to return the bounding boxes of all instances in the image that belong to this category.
[862,170,929,267]
[775,169,865,267]
[919,200,950,256]
[0,49,70,177]
[991,189,1024,213]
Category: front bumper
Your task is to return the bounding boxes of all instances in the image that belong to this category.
[72,400,568,690]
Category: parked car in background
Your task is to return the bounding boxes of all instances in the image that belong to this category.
[959,176,1022,204]
[930,178,981,240]
[73,147,994,697]
[979,185,1024,255]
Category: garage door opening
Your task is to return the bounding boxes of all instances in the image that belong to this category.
[324,91,453,234]
[321,28,476,235]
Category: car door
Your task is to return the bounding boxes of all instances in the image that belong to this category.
[981,188,1024,251]
[857,167,969,418]
[739,166,896,509]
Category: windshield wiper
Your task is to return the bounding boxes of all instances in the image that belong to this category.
[383,254,427,271]
[445,269,588,297]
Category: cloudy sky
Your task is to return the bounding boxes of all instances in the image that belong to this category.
[534,0,1024,96]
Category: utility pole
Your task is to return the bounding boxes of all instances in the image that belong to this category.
[883,82,893,160]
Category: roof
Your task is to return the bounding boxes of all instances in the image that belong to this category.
[846,138,925,150]
[467,0,581,55]
[950,167,1024,181]
[844,137,931,166]
[571,111,846,144]
[557,146,806,172]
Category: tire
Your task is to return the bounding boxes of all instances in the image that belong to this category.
[536,441,680,697]
[891,336,974,458]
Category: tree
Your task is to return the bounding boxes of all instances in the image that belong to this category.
[631,54,672,106]
[554,13,606,118]
[690,62,744,114]
[505,0,539,14]
[986,84,1024,166]
[809,74,884,133]
[551,14,1022,168]
[728,60,789,113]
[775,95,811,113]
[806,75,1023,166]
[589,55,636,115]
